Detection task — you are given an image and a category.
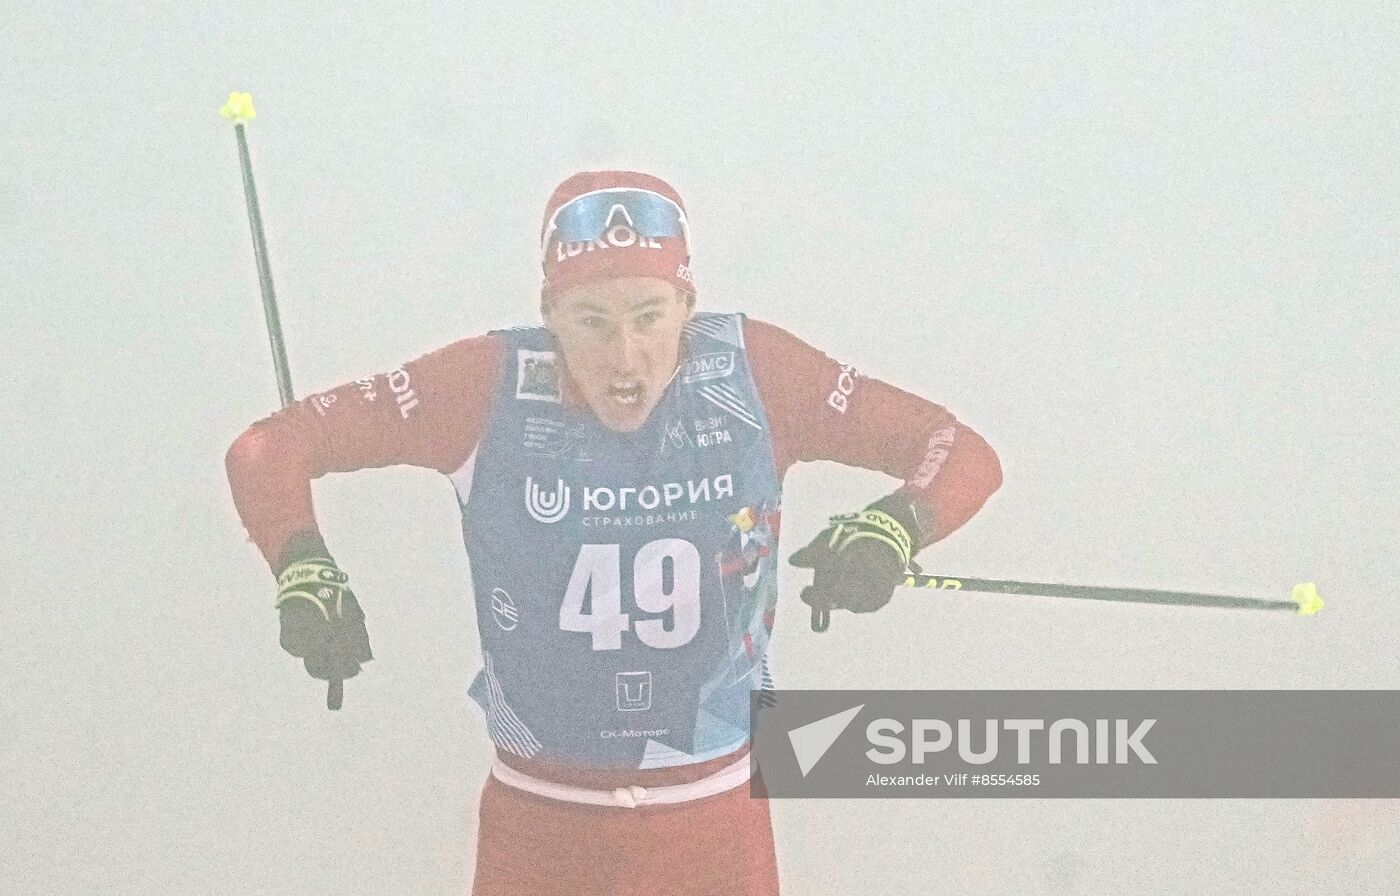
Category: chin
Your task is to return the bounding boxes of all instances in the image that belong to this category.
[590,398,654,433]
[600,410,648,433]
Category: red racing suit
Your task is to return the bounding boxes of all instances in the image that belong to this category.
[227,317,1000,569]
[226,314,1001,895]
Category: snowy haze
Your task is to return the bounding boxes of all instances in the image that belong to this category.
[3,3,1398,894]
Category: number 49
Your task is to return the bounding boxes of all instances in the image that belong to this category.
[559,539,701,651]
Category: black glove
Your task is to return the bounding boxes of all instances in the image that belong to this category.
[275,557,373,682]
[789,496,919,631]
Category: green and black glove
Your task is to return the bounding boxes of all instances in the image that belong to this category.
[276,557,373,682]
[789,495,920,631]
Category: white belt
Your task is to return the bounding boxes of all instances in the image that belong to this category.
[490,752,754,808]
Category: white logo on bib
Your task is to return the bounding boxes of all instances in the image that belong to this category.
[524,476,571,524]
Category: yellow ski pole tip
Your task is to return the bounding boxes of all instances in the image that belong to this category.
[1291,582,1324,616]
[220,92,256,123]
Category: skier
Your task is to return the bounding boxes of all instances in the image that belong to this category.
[225,170,1002,895]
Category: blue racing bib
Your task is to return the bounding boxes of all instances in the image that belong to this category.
[454,312,782,769]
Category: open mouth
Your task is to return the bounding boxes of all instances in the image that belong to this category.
[608,381,643,406]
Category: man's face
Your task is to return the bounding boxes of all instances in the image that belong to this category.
[543,276,694,433]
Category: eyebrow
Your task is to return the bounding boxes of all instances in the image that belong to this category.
[573,297,667,315]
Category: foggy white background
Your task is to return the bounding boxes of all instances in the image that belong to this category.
[3,3,1398,894]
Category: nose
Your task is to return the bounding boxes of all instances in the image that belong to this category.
[612,330,643,373]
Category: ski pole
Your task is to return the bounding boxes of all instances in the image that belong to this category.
[221,91,344,711]
[808,577,1323,632]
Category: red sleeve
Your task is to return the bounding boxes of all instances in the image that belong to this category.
[743,317,1002,547]
[224,333,507,571]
